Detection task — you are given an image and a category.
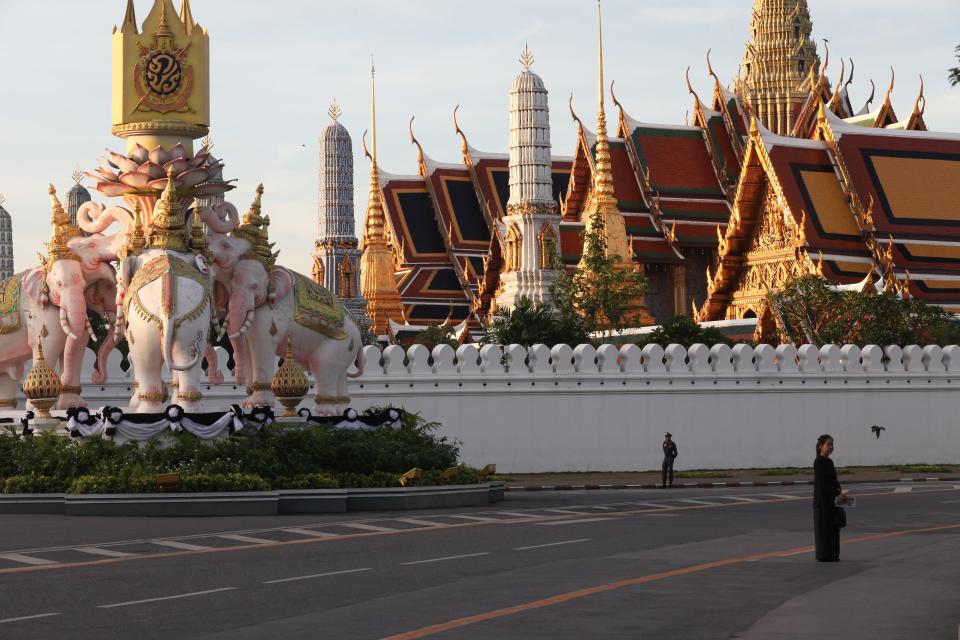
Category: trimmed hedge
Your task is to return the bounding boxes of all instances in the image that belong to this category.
[0,409,478,493]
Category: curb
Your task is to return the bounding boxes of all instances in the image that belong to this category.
[504,476,960,492]
[0,482,505,517]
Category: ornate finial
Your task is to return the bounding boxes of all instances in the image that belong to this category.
[610,80,623,113]
[328,98,342,123]
[201,134,214,153]
[121,0,138,35]
[706,48,720,87]
[0,194,5,208]
[156,0,172,36]
[370,55,378,163]
[453,105,472,166]
[190,203,208,256]
[864,79,876,111]
[912,74,925,116]
[250,183,264,218]
[180,0,196,36]
[72,167,84,186]
[568,93,584,131]
[22,325,62,419]
[409,116,427,177]
[46,184,81,261]
[884,67,895,104]
[596,0,606,112]
[520,43,534,71]
[271,338,310,417]
[146,166,189,252]
[844,58,855,92]
[685,66,701,104]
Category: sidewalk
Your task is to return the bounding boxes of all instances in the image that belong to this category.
[497,466,960,491]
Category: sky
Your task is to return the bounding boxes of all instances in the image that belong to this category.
[1,0,958,277]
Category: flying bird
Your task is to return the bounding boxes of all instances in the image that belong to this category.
[870,425,886,439]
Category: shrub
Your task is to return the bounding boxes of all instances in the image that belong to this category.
[180,473,272,493]
[68,475,155,494]
[273,473,340,490]
[4,474,69,494]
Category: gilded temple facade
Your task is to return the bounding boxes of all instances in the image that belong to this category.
[352,0,959,341]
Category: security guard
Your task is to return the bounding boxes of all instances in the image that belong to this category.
[661,432,678,488]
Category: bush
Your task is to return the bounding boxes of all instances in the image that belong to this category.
[180,473,272,493]
[273,473,340,490]
[486,297,589,347]
[635,315,736,348]
[68,475,155,494]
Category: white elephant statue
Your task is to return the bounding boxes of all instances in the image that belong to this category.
[228,258,363,414]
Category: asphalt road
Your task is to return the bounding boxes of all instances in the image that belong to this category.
[0,483,958,639]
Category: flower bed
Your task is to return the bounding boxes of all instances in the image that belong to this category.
[0,409,481,493]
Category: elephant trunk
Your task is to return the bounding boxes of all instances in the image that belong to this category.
[59,290,89,389]
[162,320,204,372]
[90,312,117,384]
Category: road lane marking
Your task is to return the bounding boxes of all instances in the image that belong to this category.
[340,523,395,532]
[722,496,760,502]
[381,521,960,640]
[75,547,136,558]
[282,528,339,538]
[941,500,960,504]
[217,534,276,544]
[514,539,591,551]
[2,486,953,577]
[776,549,812,557]
[765,494,803,500]
[535,518,616,526]
[262,567,372,584]
[0,553,57,566]
[630,502,673,509]
[396,518,448,527]
[98,587,237,609]
[893,486,913,493]
[401,552,491,566]
[449,515,498,522]
[150,540,212,551]
[543,508,593,515]
[676,498,719,506]
[496,511,540,518]
[0,612,61,624]
[643,513,678,517]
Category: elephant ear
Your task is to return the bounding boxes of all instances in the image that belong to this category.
[269,268,294,307]
[21,268,47,308]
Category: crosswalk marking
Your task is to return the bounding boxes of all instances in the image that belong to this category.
[893,486,913,493]
[496,511,540,518]
[765,493,802,500]
[217,533,276,544]
[396,518,448,527]
[632,502,674,509]
[282,528,339,538]
[449,515,498,522]
[722,496,760,503]
[150,539,212,551]
[0,553,57,566]
[543,508,592,516]
[340,523,395,533]
[676,498,719,506]
[75,547,136,558]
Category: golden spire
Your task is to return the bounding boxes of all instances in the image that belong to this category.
[156,0,172,36]
[190,203,208,256]
[592,0,617,220]
[125,201,146,257]
[179,0,196,36]
[120,0,138,35]
[520,43,534,71]
[46,185,81,261]
[232,184,275,268]
[146,167,189,252]
[360,58,405,335]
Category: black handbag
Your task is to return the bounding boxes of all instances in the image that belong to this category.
[834,506,847,529]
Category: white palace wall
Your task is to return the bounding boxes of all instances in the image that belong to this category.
[27,342,960,472]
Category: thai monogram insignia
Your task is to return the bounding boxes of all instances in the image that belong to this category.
[290,270,347,340]
[0,271,25,335]
[134,44,193,114]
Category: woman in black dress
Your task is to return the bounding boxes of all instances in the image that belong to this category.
[813,434,848,561]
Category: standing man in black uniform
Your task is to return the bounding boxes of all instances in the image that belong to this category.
[661,432,678,488]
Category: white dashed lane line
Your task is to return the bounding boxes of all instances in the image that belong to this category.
[339,523,396,533]
[262,567,372,584]
[0,612,62,625]
[401,552,491,566]
[514,538,591,551]
[97,587,237,609]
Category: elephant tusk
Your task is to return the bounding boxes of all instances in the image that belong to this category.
[59,307,79,341]
[85,318,98,343]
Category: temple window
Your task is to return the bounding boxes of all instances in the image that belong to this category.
[538,224,558,269]
[338,258,355,297]
[312,256,325,285]
[798,60,805,74]
[505,225,522,272]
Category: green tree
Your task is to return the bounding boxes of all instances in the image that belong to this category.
[637,315,735,348]
[950,44,960,86]
[486,296,588,347]
[768,274,960,346]
[549,208,647,336]
[411,325,458,351]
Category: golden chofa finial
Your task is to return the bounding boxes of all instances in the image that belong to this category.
[520,43,534,71]
[328,98,342,123]
[48,184,67,225]
[409,116,427,178]
[453,104,473,166]
[72,167,84,185]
